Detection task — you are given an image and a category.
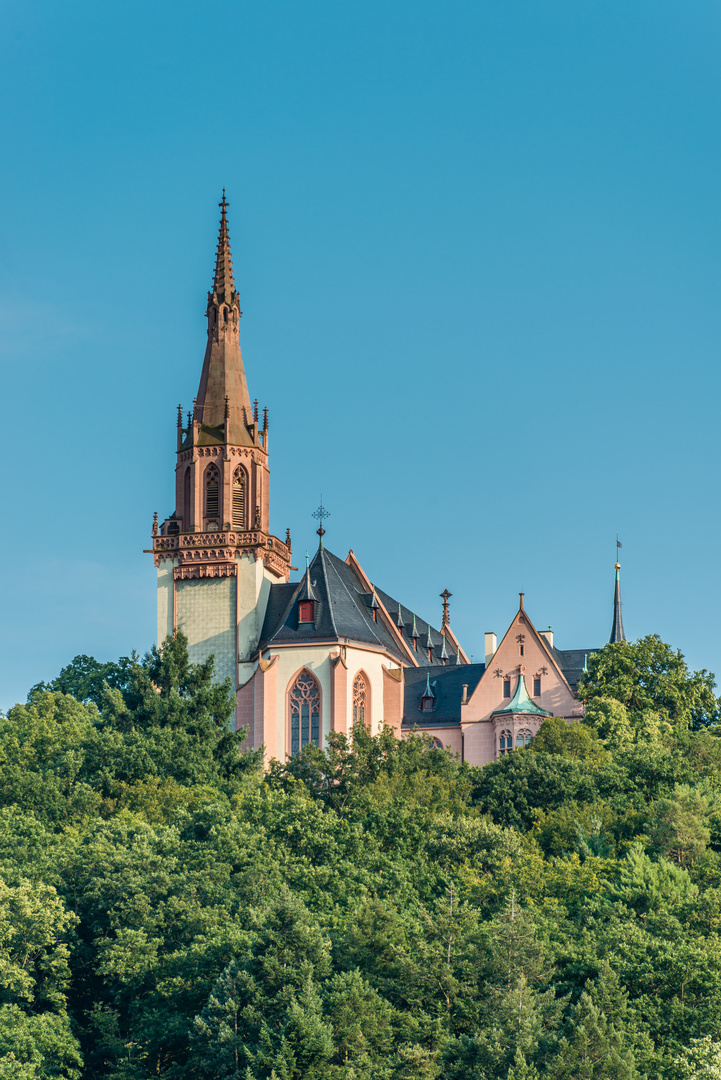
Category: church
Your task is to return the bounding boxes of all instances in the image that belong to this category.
[151,197,626,767]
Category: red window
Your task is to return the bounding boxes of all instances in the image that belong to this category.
[298,601,314,623]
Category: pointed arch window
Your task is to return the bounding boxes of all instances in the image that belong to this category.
[205,465,219,521]
[289,670,321,755]
[352,672,369,727]
[516,729,533,748]
[232,467,245,529]
[183,466,191,528]
[499,730,513,755]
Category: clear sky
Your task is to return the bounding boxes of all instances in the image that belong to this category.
[1,0,720,709]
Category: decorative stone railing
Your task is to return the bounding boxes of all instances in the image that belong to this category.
[154,531,291,561]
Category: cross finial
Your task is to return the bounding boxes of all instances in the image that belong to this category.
[312,496,330,544]
[440,588,452,629]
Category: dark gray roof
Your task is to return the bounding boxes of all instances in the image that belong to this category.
[259,547,407,659]
[552,648,599,692]
[402,664,485,726]
[375,587,463,668]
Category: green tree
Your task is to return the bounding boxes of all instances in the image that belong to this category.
[579,635,719,730]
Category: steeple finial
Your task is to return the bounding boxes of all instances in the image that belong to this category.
[610,560,625,643]
[312,497,330,548]
[440,588,452,630]
[519,592,525,611]
[213,189,236,304]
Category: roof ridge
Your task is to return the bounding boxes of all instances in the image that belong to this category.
[321,549,389,647]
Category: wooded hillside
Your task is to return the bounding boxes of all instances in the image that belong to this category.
[3,633,721,1079]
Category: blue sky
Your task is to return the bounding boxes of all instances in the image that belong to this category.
[1,1,720,708]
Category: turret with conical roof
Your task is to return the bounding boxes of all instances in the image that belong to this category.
[610,562,625,643]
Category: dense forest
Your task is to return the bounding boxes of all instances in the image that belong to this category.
[3,634,721,1078]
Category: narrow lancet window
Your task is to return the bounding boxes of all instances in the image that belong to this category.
[205,465,219,520]
[233,468,245,529]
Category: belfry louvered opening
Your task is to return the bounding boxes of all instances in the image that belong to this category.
[205,467,219,517]
[233,469,245,529]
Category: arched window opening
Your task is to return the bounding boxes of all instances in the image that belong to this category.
[499,730,513,755]
[289,670,321,755]
[183,466,191,528]
[429,737,444,750]
[352,672,369,726]
[516,729,533,748]
[205,465,219,519]
[233,468,245,529]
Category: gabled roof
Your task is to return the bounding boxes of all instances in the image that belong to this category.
[402,664,485,725]
[259,547,407,658]
[493,672,550,716]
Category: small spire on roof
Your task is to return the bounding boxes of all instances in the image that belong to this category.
[455,645,463,665]
[370,586,380,610]
[396,603,404,629]
[610,560,626,643]
[440,632,449,664]
[177,404,183,428]
[298,549,318,602]
[424,623,434,649]
[440,588,452,630]
[424,672,435,699]
[412,614,419,640]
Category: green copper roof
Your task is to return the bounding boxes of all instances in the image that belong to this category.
[494,673,550,716]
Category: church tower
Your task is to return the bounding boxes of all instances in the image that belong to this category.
[151,194,292,707]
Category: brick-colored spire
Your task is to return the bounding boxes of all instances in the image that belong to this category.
[213,190,235,303]
[195,192,254,444]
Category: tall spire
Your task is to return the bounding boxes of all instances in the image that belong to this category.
[610,562,625,643]
[213,190,235,303]
[195,192,254,443]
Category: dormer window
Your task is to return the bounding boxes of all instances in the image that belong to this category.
[422,694,434,712]
[298,600,315,624]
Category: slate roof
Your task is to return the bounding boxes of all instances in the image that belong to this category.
[259,548,463,666]
[552,647,599,692]
[402,664,485,727]
[375,587,463,668]
[259,547,407,658]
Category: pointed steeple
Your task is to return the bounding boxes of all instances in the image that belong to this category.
[455,644,463,665]
[396,603,405,630]
[213,190,235,303]
[610,562,625,643]
[439,632,449,664]
[195,192,254,443]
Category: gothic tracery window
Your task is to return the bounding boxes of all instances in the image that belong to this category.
[205,464,219,520]
[352,672,369,726]
[232,467,245,529]
[499,730,513,755]
[516,728,533,748]
[289,670,321,755]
